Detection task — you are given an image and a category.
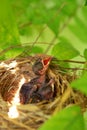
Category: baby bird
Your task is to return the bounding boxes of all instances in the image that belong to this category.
[20,55,54,104]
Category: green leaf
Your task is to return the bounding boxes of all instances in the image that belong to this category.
[69,16,87,43]
[84,0,87,6]
[42,0,78,35]
[52,37,80,60]
[68,6,87,44]
[0,0,21,59]
[81,6,87,21]
[42,8,60,35]
[30,46,43,54]
[0,0,20,46]
[24,46,43,55]
[5,47,24,59]
[71,72,87,95]
[11,0,80,36]
[84,49,87,60]
[83,111,87,130]
[39,106,85,130]
[18,45,43,57]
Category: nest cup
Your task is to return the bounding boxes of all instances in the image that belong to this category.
[0,55,87,130]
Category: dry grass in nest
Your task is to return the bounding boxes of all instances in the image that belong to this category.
[0,56,87,130]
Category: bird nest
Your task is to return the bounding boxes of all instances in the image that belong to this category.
[0,55,87,130]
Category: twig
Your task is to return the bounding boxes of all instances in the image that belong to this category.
[44,36,57,54]
[61,67,87,71]
[27,25,47,54]
[0,42,54,57]
[0,45,22,56]
[57,59,86,64]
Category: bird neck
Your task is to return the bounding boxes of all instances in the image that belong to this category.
[37,74,46,84]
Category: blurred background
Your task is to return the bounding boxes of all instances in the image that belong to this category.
[0,0,87,61]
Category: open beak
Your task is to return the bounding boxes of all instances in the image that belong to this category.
[42,57,52,67]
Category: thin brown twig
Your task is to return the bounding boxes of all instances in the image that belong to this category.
[27,25,47,54]
[44,36,57,54]
[61,67,87,71]
[0,45,22,56]
[0,42,54,57]
[57,59,86,64]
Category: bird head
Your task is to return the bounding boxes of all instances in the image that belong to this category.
[32,55,52,75]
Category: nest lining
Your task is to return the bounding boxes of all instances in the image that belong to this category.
[0,56,87,130]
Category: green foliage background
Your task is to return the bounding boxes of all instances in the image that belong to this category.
[0,0,87,129]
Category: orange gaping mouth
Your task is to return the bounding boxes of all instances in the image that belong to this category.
[43,57,52,66]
